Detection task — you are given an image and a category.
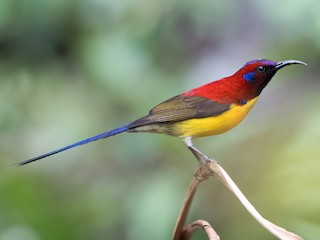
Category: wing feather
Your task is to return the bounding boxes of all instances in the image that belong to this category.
[129,95,230,128]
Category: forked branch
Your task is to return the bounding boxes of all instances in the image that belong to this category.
[173,154,303,240]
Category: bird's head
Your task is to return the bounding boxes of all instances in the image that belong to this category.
[239,59,307,95]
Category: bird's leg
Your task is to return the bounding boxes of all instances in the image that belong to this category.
[183,137,216,165]
[183,137,216,180]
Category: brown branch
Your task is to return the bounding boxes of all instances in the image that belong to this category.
[172,154,304,240]
[180,220,220,240]
[172,164,210,240]
[208,161,303,240]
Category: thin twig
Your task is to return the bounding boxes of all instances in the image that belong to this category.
[181,220,220,240]
[208,161,303,240]
[172,164,209,240]
[172,151,304,240]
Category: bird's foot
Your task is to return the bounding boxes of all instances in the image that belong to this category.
[182,137,217,179]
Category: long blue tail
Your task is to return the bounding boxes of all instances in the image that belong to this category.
[16,125,129,166]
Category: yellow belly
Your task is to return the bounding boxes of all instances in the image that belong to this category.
[175,97,259,138]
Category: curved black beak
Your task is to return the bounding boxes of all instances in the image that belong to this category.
[276,60,307,70]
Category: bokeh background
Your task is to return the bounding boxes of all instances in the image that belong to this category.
[0,0,319,239]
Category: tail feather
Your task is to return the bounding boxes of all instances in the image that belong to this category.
[16,125,129,166]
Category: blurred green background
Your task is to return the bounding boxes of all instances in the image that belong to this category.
[0,0,319,239]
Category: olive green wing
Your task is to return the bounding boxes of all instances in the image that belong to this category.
[129,95,230,128]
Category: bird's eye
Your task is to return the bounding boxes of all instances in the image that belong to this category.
[257,66,266,72]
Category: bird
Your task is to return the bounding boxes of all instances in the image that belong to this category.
[17,59,306,166]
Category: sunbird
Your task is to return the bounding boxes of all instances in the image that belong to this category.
[18,59,306,166]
